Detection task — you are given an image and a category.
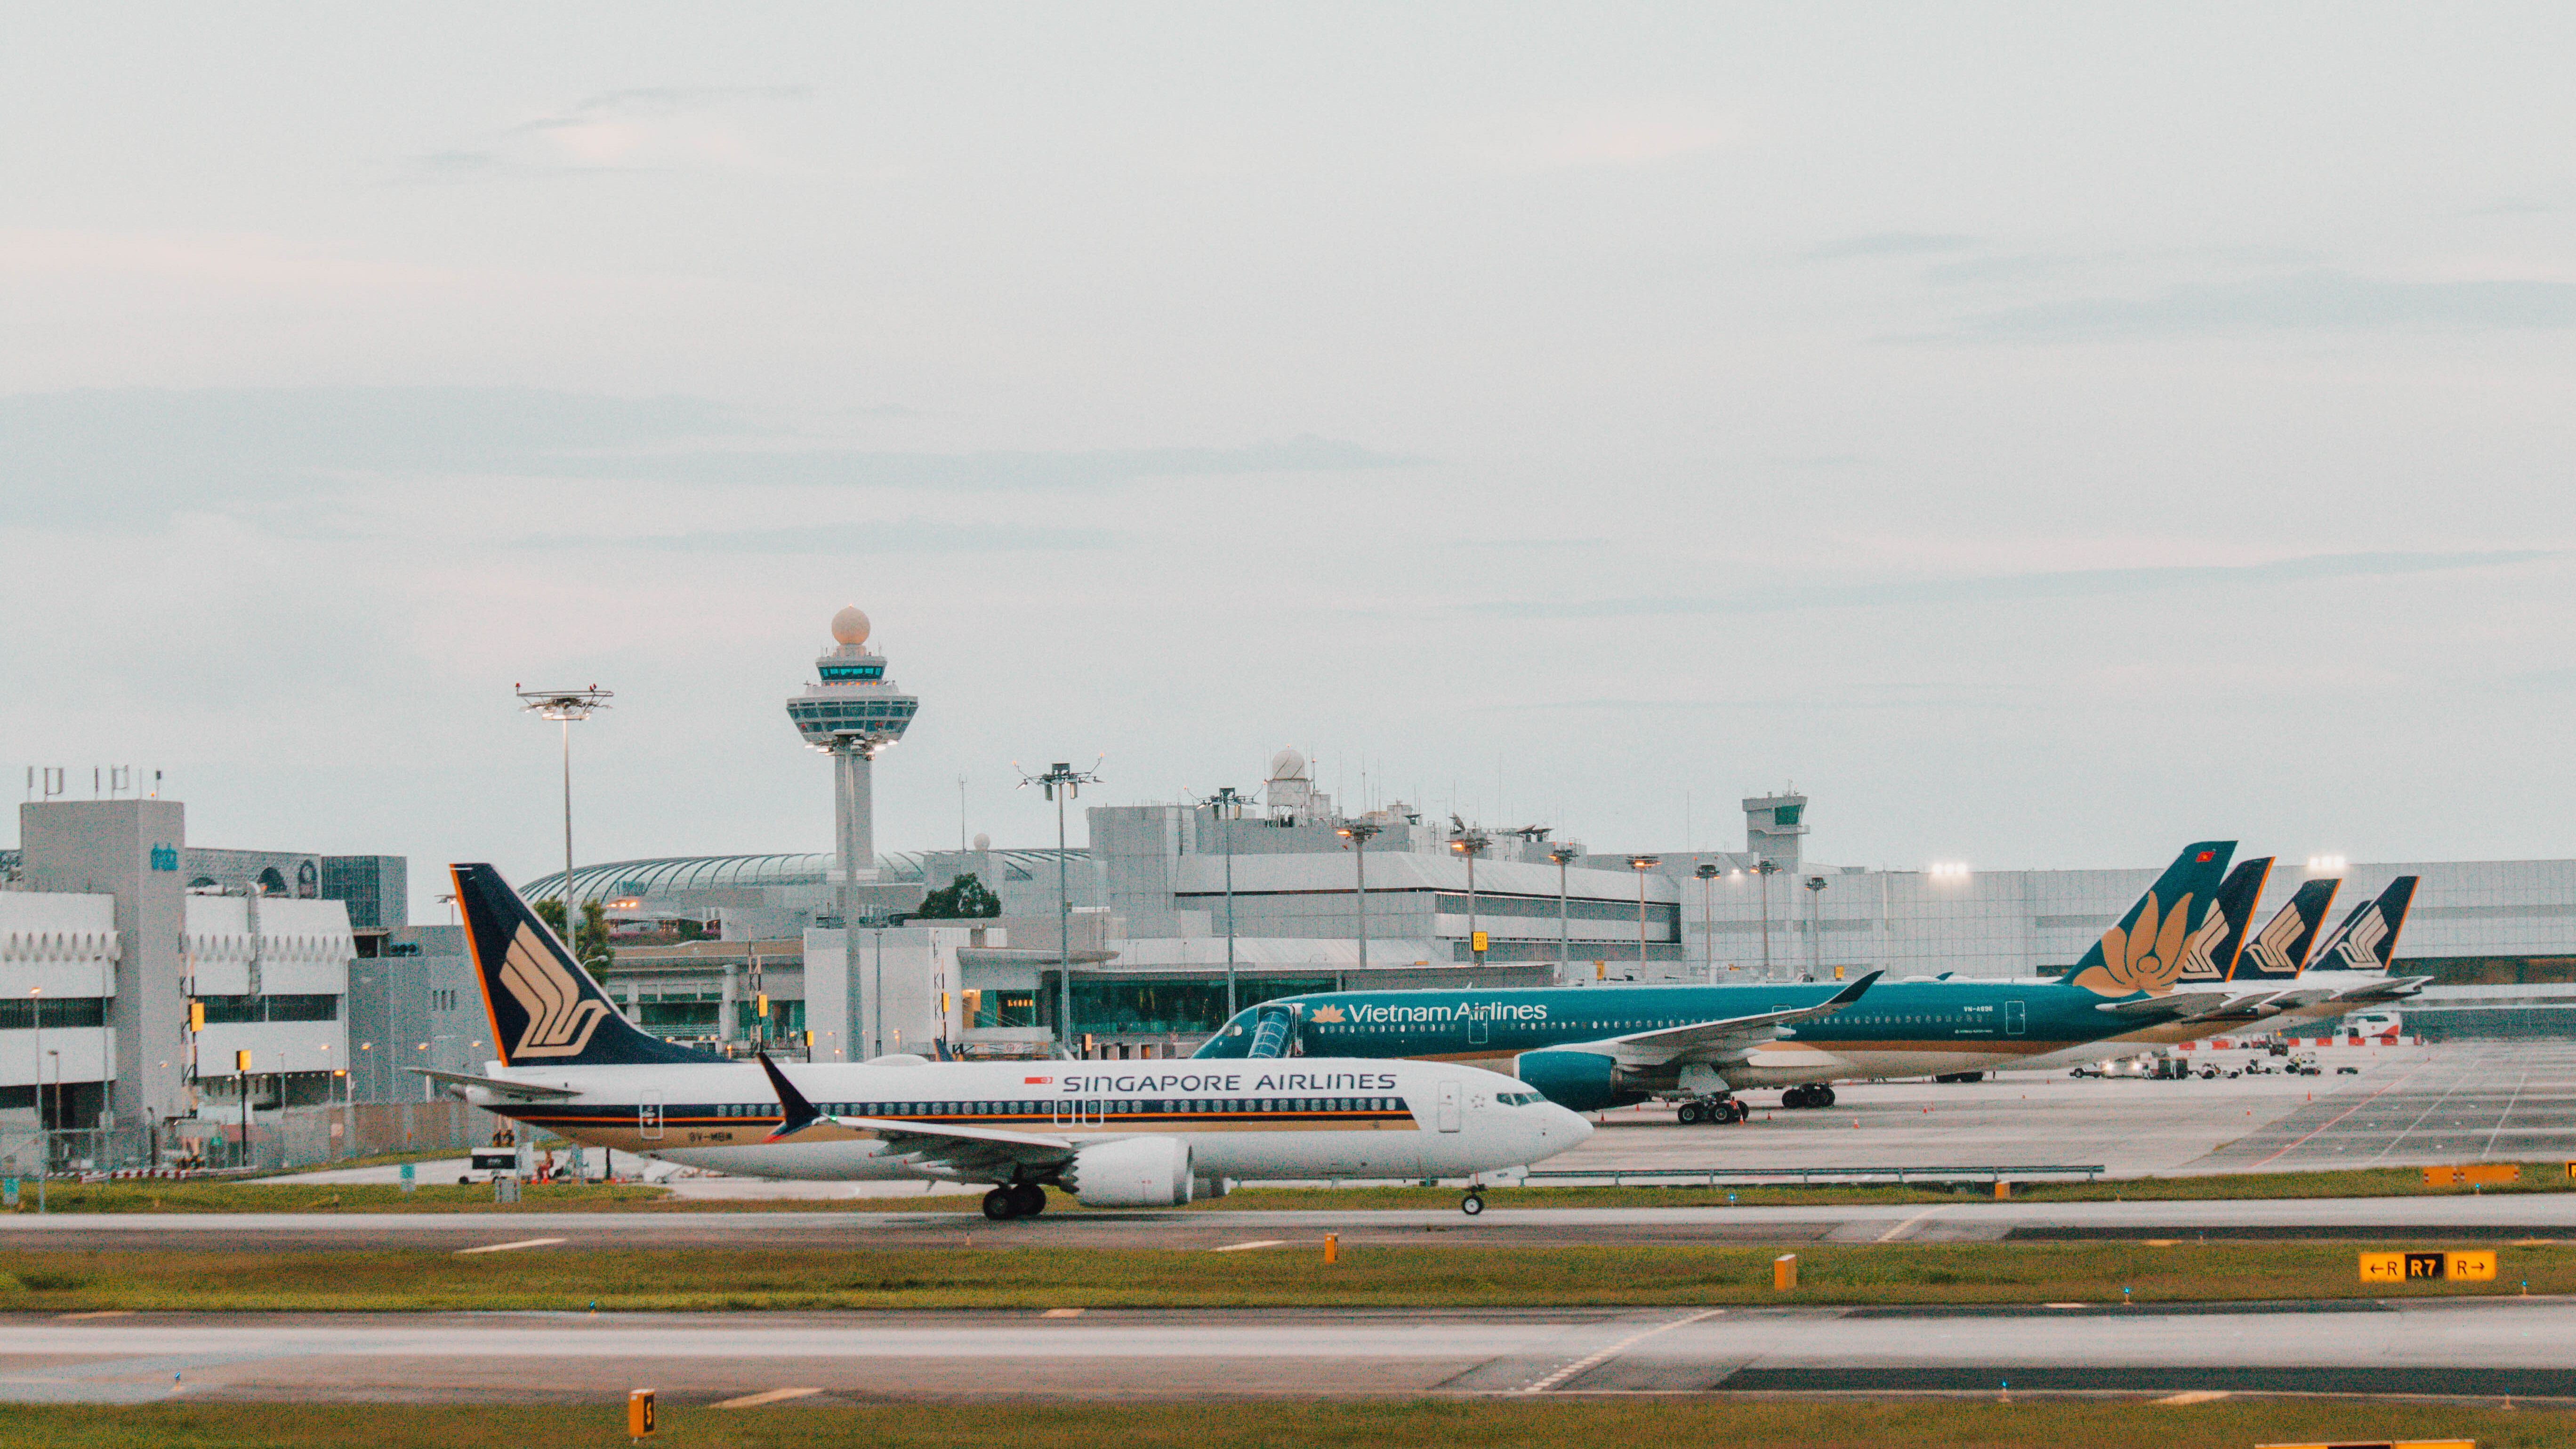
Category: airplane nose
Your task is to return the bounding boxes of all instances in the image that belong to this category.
[1546,1103,1592,1144]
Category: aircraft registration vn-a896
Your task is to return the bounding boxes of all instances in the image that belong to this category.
[1197,841,2247,1121]
[419,864,1589,1218]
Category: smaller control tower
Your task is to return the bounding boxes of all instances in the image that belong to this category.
[787,605,918,882]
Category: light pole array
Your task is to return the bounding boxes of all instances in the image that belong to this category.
[1021,760,1102,1056]
[1448,824,1490,967]
[1695,861,1721,983]
[1336,819,1383,976]
[1628,857,1660,974]
[1206,785,1252,1018]
[515,684,613,927]
[1548,842,1581,982]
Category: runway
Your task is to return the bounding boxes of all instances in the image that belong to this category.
[5,1299,2571,1404]
[8,1191,2576,1252]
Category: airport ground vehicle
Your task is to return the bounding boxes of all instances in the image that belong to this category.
[424,865,1589,1218]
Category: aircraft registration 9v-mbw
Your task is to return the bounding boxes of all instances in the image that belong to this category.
[420,864,1589,1218]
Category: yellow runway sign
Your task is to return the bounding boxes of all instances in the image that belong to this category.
[2359,1250,2496,1284]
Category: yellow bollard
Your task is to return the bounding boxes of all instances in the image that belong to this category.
[1773,1253,1798,1290]
[1994,1180,2011,1200]
[1324,1233,1338,1264]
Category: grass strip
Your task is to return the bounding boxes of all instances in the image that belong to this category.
[15,1159,2576,1215]
[3,1241,2570,1311]
[0,1398,2568,1449]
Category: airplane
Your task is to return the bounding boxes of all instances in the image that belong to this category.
[1196,841,2241,1119]
[2251,875,2428,1027]
[2016,854,2295,1065]
[420,863,1590,1218]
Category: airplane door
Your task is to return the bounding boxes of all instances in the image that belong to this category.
[1436,1081,1462,1133]
[1467,1016,1489,1047]
[639,1092,664,1142]
[2005,1000,2026,1037]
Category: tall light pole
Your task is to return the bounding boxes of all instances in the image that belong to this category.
[1695,862,1721,983]
[28,988,42,1214]
[516,684,613,927]
[1021,760,1102,1057]
[1336,820,1383,978]
[1756,860,1781,979]
[1206,786,1252,1017]
[1549,842,1581,983]
[1448,823,1490,967]
[1805,875,1829,979]
[1628,857,1660,975]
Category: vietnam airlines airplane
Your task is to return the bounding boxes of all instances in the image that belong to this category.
[1197,842,2240,1118]
[421,864,1589,1218]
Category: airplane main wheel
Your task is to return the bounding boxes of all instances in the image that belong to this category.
[982,1187,1020,1220]
[1013,1184,1047,1216]
[1676,1102,1704,1125]
[1725,1100,1749,1123]
[1817,1086,1837,1108]
[1461,1192,1485,1216]
[1783,1086,1811,1109]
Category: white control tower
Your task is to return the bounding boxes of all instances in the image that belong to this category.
[786,605,918,884]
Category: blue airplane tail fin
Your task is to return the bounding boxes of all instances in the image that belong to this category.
[2229,877,2340,981]
[451,862,716,1067]
[2306,877,2420,973]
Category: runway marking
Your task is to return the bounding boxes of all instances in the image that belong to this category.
[2483,1068,2531,1161]
[2044,1302,2088,1308]
[2157,1390,2230,1405]
[715,1387,821,1409]
[1876,1208,1944,1243]
[455,1238,566,1255]
[55,1311,133,1320]
[1520,1309,1723,1393]
[1212,1240,1287,1253]
[1041,1308,1085,1318]
[2247,1057,2436,1169]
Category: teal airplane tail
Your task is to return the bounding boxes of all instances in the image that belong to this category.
[2065,840,2235,997]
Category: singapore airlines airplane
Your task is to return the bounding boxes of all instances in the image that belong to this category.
[420,864,1589,1217]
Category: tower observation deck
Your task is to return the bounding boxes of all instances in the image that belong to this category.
[786,605,917,880]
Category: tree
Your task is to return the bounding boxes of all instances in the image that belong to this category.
[536,897,617,972]
[917,871,1001,920]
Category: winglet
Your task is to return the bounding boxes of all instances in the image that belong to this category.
[756,1051,822,1141]
[1822,969,1881,1009]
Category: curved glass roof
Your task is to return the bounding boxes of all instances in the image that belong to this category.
[526,849,1077,903]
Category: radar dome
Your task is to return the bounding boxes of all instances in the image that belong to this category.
[1267,748,1308,780]
[973,832,991,852]
[829,605,871,647]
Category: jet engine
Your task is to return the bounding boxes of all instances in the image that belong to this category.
[1063,1136,1195,1207]
[1514,1050,1652,1113]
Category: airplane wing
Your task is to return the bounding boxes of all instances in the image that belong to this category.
[1554,970,1882,1070]
[409,1068,582,1101]
[755,1052,1079,1179]
[2093,990,2236,1020]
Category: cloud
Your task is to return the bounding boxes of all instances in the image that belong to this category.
[1940,270,2576,340]
[0,388,1426,533]
[523,519,1120,555]
[1806,232,1981,260]
[408,85,814,178]
[1461,549,2560,620]
[1448,99,1740,174]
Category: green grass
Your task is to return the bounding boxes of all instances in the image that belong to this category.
[0,1399,2566,1449]
[14,1159,2572,1215]
[1,1241,2567,1311]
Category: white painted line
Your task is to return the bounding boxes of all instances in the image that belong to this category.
[1520,1309,1722,1393]
[56,1310,134,1320]
[1211,1240,1288,1253]
[1876,1207,1944,1243]
[1040,1307,1085,1318]
[715,1387,821,1409]
[454,1237,567,1255]
[2156,1390,2230,1405]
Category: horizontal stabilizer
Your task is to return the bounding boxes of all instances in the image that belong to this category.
[409,1068,582,1102]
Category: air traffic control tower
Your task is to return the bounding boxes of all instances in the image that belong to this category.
[786,605,918,883]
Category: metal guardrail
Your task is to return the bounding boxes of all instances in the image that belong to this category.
[1522,1164,2107,1186]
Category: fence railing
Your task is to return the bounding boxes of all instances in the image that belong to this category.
[0,1099,504,1178]
[1522,1164,2107,1187]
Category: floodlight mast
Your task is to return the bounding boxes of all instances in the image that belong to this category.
[515,685,612,928]
[1204,785,1254,1017]
[1548,842,1582,982]
[1336,819,1385,975]
[1755,859,1782,979]
[1695,862,1722,984]
[1448,822,1490,967]
[1628,857,1661,973]
[1021,759,1103,1056]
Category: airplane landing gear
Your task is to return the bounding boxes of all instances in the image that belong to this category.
[1461,1191,1485,1216]
[1782,1084,1837,1110]
[1674,1097,1748,1125]
[983,1183,1050,1219]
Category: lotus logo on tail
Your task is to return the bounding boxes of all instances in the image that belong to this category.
[2074,891,2196,996]
[499,924,612,1059]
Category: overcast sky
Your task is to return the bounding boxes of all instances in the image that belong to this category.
[5,6,2572,920]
